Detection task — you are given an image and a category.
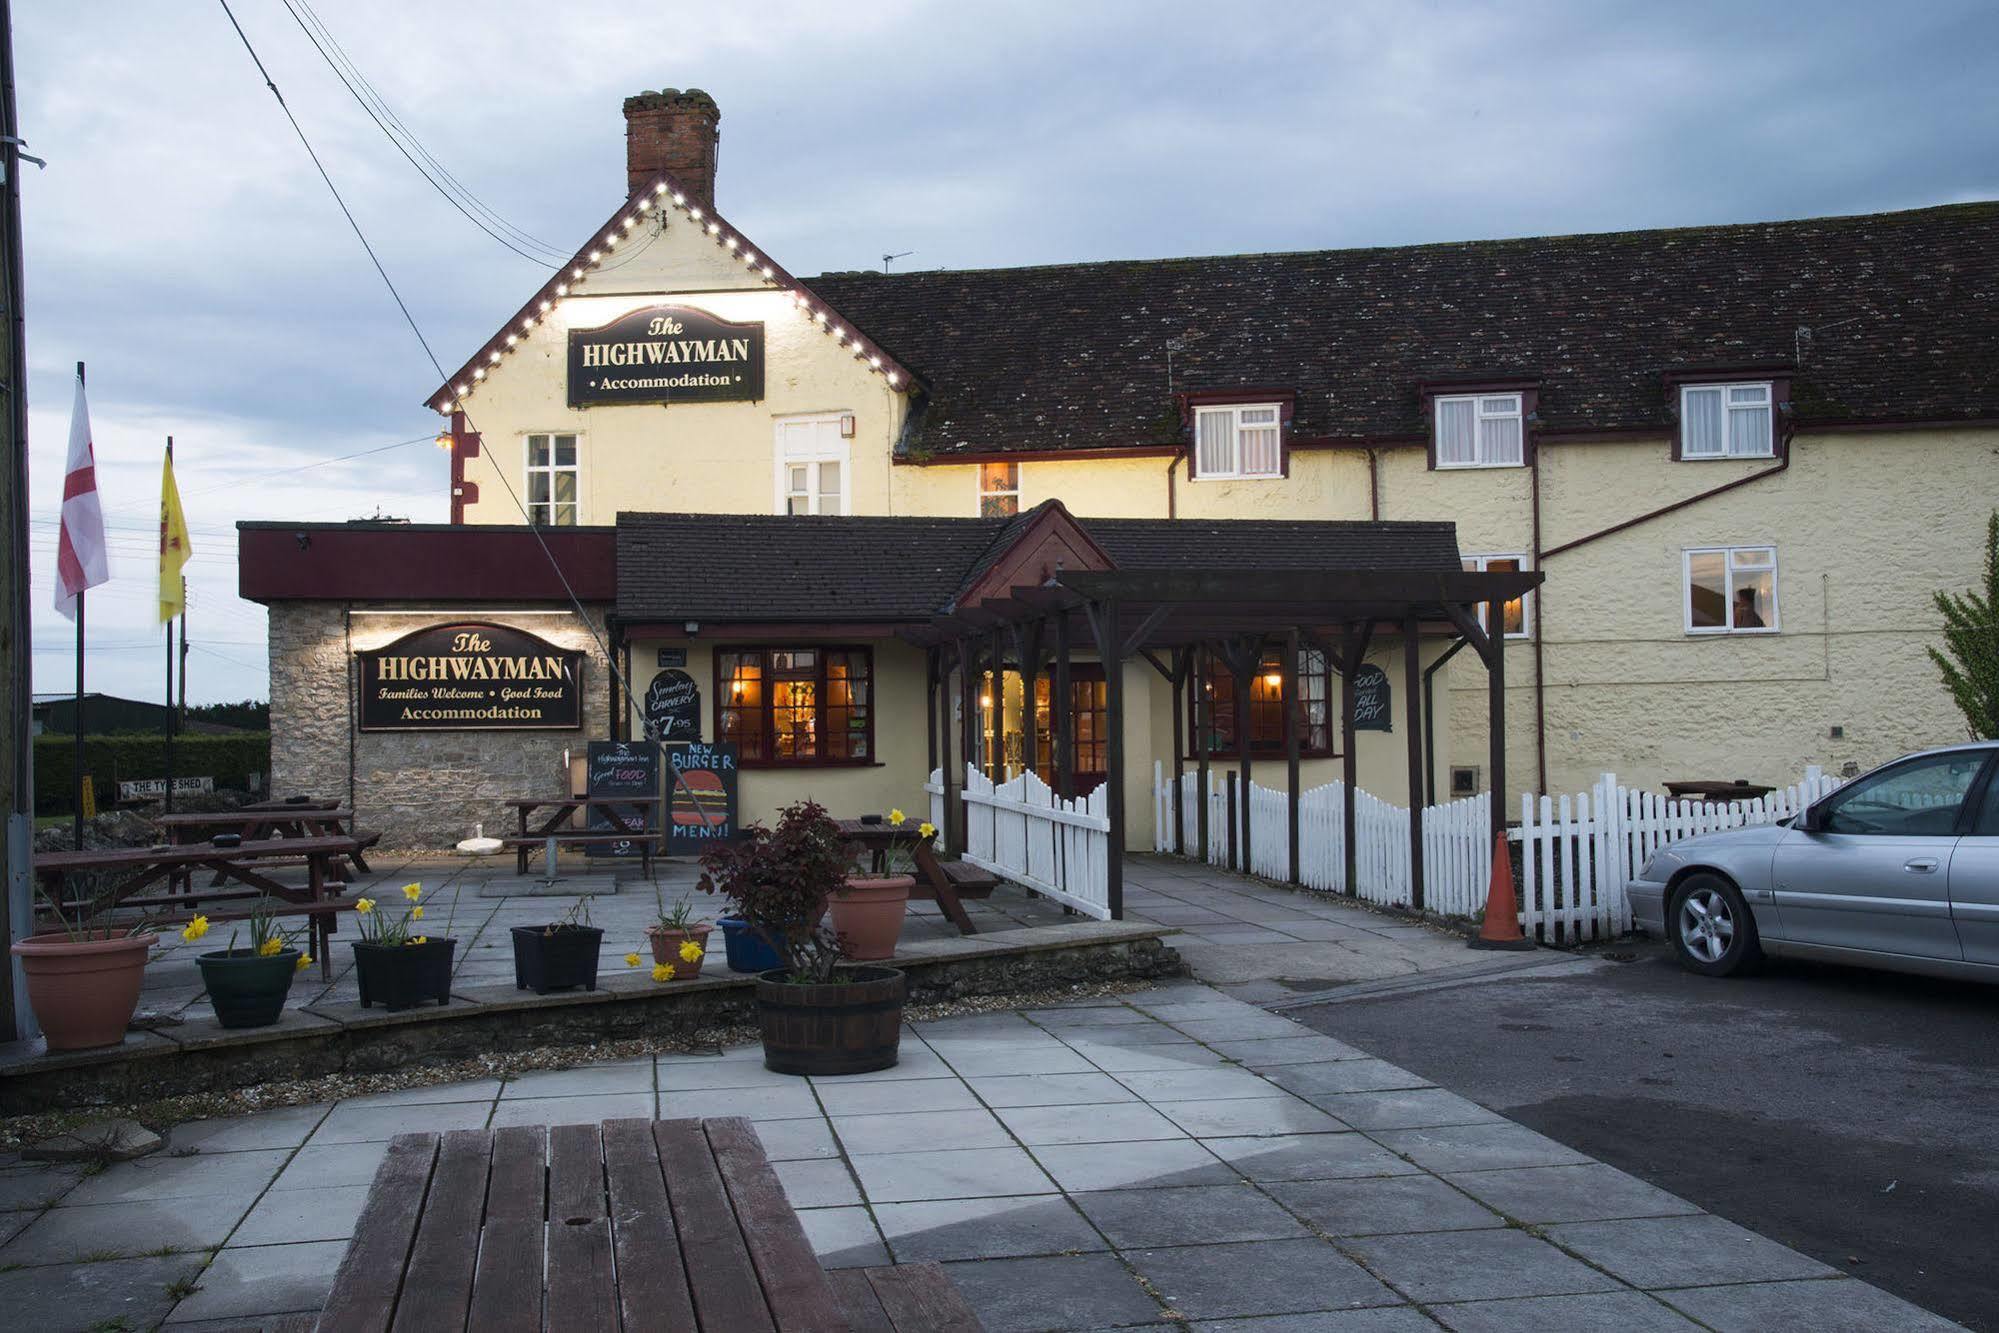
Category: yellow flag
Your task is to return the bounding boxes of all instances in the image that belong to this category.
[159,445,191,622]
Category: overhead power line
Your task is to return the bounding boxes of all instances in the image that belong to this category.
[277,0,565,267]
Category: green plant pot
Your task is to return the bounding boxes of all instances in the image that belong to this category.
[196,947,301,1029]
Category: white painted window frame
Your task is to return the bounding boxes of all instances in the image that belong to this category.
[523,431,582,527]
[1679,382,1774,459]
[1683,545,1780,635]
[772,414,852,516]
[1433,393,1525,469]
[977,461,1021,516]
[1462,553,1533,639]
[1191,403,1284,480]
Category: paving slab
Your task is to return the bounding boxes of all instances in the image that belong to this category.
[847,1145,1055,1203]
[499,1059,654,1098]
[795,1205,890,1269]
[165,1104,330,1154]
[1201,1132,1421,1183]
[1268,1174,1503,1236]
[489,1091,653,1128]
[874,1193,1108,1262]
[1370,1123,1593,1174]
[1264,1058,1435,1097]
[995,1100,1188,1146]
[23,1117,163,1163]
[1545,1214,1836,1289]
[268,1140,391,1191]
[832,1107,1013,1155]
[1031,1139,1238,1192]
[1152,1095,1346,1138]
[1347,1227,1622,1304]
[1171,1013,1320,1042]
[771,1158,863,1209]
[0,1191,252,1265]
[1655,1275,1963,1332]
[1304,1088,1502,1131]
[656,1083,819,1121]
[307,1099,492,1145]
[1073,1183,1308,1247]
[656,1054,806,1091]
[966,1071,1139,1108]
[63,1147,291,1206]
[1112,1065,1279,1102]
[0,1163,82,1211]
[1208,1034,1369,1067]
[1069,1040,1229,1072]
[1430,1290,1700,1332]
[230,1182,372,1246]
[1128,1236,1402,1320]
[813,1075,980,1115]
[942,1252,1164,1333]
[0,1252,205,1331]
[1190,1310,1440,1332]
[1444,1164,1700,1225]
[164,1239,351,1323]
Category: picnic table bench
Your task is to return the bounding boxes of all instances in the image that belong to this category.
[835,818,1000,936]
[154,807,377,886]
[318,1117,981,1332]
[505,796,663,878]
[34,834,364,979]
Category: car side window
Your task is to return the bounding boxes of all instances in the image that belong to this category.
[1974,768,1999,836]
[1818,753,1985,836]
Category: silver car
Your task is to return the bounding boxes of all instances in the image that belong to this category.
[1629,741,1999,980]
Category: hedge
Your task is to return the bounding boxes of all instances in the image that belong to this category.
[34,733,273,815]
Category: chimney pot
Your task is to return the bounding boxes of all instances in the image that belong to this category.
[623,87,720,207]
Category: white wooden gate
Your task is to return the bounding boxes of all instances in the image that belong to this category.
[962,764,1112,920]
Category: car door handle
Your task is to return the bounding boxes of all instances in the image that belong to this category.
[1904,858,1939,873]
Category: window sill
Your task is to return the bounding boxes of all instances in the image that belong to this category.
[1685,628,1780,637]
[1433,461,1526,471]
[1188,473,1284,483]
[1679,452,1776,462]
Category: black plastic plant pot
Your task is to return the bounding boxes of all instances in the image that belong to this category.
[196,947,301,1028]
[351,938,457,1011]
[511,924,605,995]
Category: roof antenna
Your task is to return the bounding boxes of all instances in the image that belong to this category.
[882,250,914,273]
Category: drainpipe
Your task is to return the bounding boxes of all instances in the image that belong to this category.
[1531,450,1548,795]
[1421,637,1469,805]
[1166,451,1182,519]
[1366,448,1380,521]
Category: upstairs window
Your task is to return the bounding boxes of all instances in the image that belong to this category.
[1462,555,1532,638]
[1680,382,1773,459]
[1193,403,1283,479]
[979,461,1020,517]
[525,433,579,526]
[774,416,849,516]
[1685,546,1778,634]
[1434,394,1523,468]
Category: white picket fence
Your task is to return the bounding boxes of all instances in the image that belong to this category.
[924,768,948,852]
[959,764,1113,920]
[1153,762,1841,942]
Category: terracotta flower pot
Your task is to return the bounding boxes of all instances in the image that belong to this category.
[11,930,157,1051]
[829,875,913,961]
[646,924,713,979]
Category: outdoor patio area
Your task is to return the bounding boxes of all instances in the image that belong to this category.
[0,976,1952,1330]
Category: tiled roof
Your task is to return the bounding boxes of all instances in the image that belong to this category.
[806,202,1999,457]
[615,507,1463,622]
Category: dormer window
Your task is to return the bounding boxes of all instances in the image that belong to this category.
[1434,393,1524,468]
[1680,382,1774,459]
[1193,403,1283,480]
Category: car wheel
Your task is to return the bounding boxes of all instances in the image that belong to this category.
[1668,873,1762,977]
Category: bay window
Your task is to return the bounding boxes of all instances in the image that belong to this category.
[717,646,874,764]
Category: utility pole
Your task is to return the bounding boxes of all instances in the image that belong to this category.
[1,0,36,1041]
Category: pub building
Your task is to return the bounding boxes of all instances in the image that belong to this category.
[242,87,1999,902]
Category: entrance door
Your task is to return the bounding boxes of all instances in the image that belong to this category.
[1033,667,1108,795]
[1772,749,1989,960]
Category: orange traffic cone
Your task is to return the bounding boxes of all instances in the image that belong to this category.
[1468,829,1536,951]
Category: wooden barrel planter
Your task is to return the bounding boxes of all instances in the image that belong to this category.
[755,965,905,1076]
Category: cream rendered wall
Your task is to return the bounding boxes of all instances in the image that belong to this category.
[625,636,934,832]
[455,208,909,526]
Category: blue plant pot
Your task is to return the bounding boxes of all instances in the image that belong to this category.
[718,916,784,973]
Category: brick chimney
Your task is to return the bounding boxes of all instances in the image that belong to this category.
[623,88,720,207]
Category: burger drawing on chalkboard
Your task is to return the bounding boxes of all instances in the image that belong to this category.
[672,768,729,828]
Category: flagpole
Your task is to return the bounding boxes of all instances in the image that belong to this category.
[71,361,85,849]
[163,436,175,815]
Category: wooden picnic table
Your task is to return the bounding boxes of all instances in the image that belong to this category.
[241,796,341,813]
[318,1116,981,1332]
[154,807,374,883]
[834,819,997,936]
[34,834,363,979]
[505,796,663,877]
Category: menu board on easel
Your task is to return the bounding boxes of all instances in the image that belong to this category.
[666,741,739,856]
[585,740,658,858]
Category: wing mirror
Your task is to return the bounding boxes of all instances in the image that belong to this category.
[1796,803,1825,833]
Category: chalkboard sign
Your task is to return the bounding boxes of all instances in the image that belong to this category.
[585,740,658,858]
[1352,664,1392,732]
[643,669,701,744]
[666,741,739,855]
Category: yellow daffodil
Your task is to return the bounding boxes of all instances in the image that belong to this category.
[401,883,422,902]
[411,905,424,920]
[296,953,312,972]
[258,938,285,957]
[411,935,428,945]
[919,821,937,840]
[625,952,642,967]
[677,940,704,964]
[651,962,675,983]
[354,898,375,915]
[888,808,906,825]
[180,915,210,943]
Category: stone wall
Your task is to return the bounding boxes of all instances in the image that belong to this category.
[267,602,614,850]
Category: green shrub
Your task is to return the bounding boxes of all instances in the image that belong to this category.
[33,733,272,815]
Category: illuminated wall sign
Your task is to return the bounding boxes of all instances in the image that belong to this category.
[358,622,584,731]
[567,304,765,406]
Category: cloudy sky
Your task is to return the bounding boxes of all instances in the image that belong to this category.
[17,0,1998,705]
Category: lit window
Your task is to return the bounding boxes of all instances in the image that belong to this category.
[1192,649,1331,755]
[717,647,872,764]
[774,416,849,515]
[1680,383,1773,459]
[1434,394,1523,468]
[978,461,1020,517]
[1462,555,1532,638]
[1685,546,1778,634]
[1193,404,1283,479]
[525,433,580,526]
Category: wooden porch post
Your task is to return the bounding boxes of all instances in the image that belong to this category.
[1016,622,1042,791]
[938,644,956,849]
[1234,644,1254,877]
[1053,614,1074,802]
[1340,621,1372,897]
[1170,646,1188,856]
[1285,628,1302,887]
[987,628,1005,782]
[925,646,939,776]
[1085,600,1126,921]
[1195,644,1211,865]
[1403,615,1426,911]
[1487,598,1507,846]
[958,634,979,813]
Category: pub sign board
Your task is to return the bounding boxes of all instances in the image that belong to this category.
[1352,664,1392,733]
[567,304,765,407]
[357,622,584,732]
[666,741,739,854]
[586,740,657,858]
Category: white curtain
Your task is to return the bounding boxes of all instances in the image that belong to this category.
[1478,403,1522,465]
[1727,386,1771,455]
[1196,408,1235,475]
[1437,398,1475,465]
[1239,408,1280,475]
[1683,387,1725,456]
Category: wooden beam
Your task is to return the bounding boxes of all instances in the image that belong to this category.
[1122,605,1173,658]
[1285,628,1301,887]
[1403,614,1426,911]
[1053,614,1073,802]
[1170,645,1188,856]
[1442,602,1496,668]
[938,643,956,850]
[1232,642,1254,877]
[1195,643,1211,865]
[1086,599,1127,921]
[1340,621,1374,896]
